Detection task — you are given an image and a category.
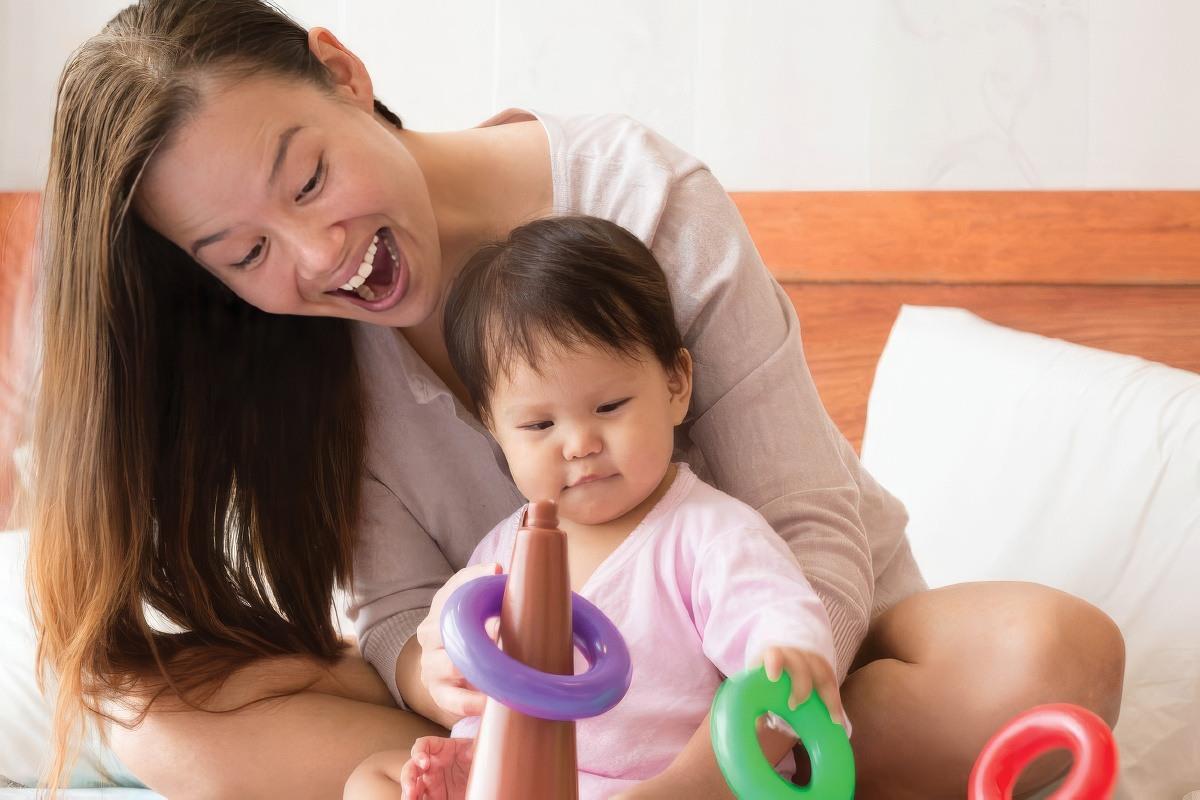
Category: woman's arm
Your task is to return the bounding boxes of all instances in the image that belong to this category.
[395,630,445,725]
[653,166,880,678]
[393,561,504,729]
[349,478,455,707]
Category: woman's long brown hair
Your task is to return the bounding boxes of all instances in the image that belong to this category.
[28,0,399,788]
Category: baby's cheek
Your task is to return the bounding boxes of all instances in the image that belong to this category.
[510,459,560,503]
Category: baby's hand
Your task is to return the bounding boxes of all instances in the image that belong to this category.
[756,645,848,731]
[399,736,476,800]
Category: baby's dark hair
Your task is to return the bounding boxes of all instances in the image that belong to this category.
[445,215,687,423]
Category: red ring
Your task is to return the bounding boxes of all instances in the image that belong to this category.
[969,703,1117,799]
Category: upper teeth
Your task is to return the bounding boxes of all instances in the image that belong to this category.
[341,234,380,291]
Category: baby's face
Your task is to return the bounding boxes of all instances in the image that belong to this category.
[487,341,691,527]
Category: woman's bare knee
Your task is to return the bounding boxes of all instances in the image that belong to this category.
[845,581,1125,799]
[997,585,1125,723]
[107,654,440,800]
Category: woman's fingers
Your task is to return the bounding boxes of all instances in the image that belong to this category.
[421,646,464,682]
[430,683,488,718]
[435,563,503,609]
[418,563,504,652]
[416,563,503,716]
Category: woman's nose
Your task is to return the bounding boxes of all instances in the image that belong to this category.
[562,426,602,460]
[292,222,347,285]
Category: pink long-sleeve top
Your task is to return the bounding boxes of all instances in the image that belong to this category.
[449,465,839,795]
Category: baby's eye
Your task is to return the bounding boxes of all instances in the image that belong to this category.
[519,421,554,432]
[597,398,631,414]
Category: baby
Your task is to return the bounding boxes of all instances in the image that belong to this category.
[345,216,847,800]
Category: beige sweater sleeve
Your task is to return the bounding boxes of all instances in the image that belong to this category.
[654,167,875,679]
[348,476,453,708]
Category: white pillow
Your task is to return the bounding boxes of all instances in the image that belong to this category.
[0,530,143,789]
[861,305,1200,800]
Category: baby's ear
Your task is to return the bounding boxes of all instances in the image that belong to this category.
[667,348,693,421]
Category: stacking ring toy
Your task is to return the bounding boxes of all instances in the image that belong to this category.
[441,573,632,721]
[710,666,855,799]
[969,703,1117,800]
[710,666,854,796]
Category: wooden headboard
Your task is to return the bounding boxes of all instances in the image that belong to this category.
[733,191,1200,451]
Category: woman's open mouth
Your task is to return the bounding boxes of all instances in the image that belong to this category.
[329,227,408,311]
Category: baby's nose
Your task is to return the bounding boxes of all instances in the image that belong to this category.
[563,428,603,460]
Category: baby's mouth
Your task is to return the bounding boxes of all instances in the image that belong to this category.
[331,227,400,303]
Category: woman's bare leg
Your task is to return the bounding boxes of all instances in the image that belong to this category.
[110,651,445,800]
[843,582,1124,800]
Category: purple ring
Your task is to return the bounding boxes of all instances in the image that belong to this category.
[441,573,632,721]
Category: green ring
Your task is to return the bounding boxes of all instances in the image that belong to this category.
[710,666,855,799]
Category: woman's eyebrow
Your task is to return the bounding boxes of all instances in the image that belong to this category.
[267,125,304,188]
[190,125,305,257]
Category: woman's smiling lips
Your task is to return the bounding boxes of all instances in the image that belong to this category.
[323,226,409,312]
[326,230,380,292]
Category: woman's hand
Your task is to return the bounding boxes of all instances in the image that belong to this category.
[415,562,502,720]
[757,645,848,730]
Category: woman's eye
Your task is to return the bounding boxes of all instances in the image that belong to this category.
[233,238,265,268]
[520,421,554,432]
[296,157,325,202]
[597,398,631,414]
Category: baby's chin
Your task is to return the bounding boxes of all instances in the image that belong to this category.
[557,495,639,530]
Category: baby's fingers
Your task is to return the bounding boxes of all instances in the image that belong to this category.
[432,683,488,718]
[784,666,814,711]
[398,756,426,799]
[759,646,785,682]
[808,659,848,731]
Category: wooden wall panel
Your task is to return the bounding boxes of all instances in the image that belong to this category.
[734,191,1200,286]
[0,193,39,526]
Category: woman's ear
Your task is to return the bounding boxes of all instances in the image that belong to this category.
[307,27,375,112]
[667,348,693,426]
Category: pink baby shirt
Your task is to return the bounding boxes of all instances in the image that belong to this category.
[449,464,840,798]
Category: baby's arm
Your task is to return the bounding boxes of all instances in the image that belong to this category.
[612,645,843,800]
[613,709,796,800]
[616,524,847,798]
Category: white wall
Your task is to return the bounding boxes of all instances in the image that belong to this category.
[2,0,1198,191]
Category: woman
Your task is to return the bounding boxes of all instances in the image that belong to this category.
[29,1,1124,798]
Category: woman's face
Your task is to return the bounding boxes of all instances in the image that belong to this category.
[136,70,442,327]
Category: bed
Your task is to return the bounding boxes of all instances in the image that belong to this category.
[1,190,1197,797]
